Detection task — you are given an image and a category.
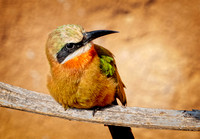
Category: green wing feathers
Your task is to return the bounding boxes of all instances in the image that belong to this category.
[94,44,127,106]
[100,56,115,77]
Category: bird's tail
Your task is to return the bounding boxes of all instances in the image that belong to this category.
[108,125,134,139]
[107,99,134,139]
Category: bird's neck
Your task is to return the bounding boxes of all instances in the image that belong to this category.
[62,45,97,69]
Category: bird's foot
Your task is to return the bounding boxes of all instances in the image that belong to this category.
[92,106,102,116]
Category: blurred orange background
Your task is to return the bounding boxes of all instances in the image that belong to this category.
[0,0,200,138]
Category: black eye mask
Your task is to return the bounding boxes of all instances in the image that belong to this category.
[56,41,83,63]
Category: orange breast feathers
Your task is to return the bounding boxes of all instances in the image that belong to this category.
[63,45,97,69]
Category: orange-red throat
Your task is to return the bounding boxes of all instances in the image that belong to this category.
[62,44,97,69]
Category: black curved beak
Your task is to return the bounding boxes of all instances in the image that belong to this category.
[82,30,119,45]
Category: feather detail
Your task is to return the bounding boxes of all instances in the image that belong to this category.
[94,44,127,106]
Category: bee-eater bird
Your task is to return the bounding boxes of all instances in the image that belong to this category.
[46,24,134,139]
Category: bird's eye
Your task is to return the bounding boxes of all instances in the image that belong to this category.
[65,43,74,49]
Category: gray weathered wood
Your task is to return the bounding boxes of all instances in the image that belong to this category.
[0,82,199,131]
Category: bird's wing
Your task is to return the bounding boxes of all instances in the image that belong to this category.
[94,44,127,106]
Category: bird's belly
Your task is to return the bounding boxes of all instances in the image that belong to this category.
[47,56,117,109]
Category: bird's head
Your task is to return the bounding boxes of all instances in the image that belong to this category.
[46,24,118,64]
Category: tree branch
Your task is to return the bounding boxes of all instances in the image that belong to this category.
[0,82,199,131]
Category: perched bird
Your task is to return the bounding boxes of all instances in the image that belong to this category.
[46,24,134,139]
